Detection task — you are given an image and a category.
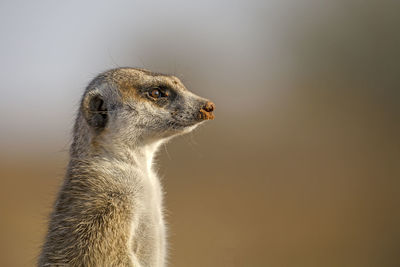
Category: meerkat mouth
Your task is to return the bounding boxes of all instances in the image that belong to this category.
[169,109,215,131]
[168,116,207,131]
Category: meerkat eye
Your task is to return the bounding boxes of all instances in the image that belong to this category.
[149,88,161,99]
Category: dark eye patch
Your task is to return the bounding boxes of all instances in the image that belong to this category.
[158,85,177,100]
[137,84,177,107]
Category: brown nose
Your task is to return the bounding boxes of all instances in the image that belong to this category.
[198,101,216,120]
[203,101,215,112]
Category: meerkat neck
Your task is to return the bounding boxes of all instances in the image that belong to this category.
[70,114,163,167]
[126,141,163,174]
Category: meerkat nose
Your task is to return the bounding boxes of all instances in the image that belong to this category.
[203,101,215,113]
[198,101,216,120]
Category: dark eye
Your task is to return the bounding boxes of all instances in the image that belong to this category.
[149,88,161,99]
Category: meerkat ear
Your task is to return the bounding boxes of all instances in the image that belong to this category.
[82,90,108,129]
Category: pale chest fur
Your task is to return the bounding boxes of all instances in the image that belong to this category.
[115,146,166,267]
[131,166,166,267]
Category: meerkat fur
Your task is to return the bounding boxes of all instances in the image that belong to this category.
[39,68,215,267]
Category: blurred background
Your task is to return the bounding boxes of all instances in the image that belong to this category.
[0,0,399,266]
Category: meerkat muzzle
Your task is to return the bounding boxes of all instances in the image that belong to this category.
[198,101,215,120]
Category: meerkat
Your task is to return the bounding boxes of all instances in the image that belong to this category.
[38,68,215,267]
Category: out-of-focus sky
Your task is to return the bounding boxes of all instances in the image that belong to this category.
[0,1,399,266]
[2,0,397,152]
[1,0,285,151]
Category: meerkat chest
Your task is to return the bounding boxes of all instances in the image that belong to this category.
[131,167,166,266]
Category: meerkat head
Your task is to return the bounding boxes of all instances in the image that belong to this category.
[79,68,215,149]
